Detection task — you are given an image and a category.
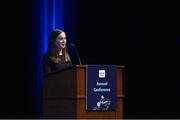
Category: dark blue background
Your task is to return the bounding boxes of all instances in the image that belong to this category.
[86,65,116,111]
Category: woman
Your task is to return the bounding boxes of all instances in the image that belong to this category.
[43,29,72,74]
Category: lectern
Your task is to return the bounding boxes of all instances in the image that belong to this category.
[43,65,125,119]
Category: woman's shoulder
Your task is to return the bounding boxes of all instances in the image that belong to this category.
[43,53,51,62]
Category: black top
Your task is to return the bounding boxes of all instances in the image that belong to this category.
[43,54,72,75]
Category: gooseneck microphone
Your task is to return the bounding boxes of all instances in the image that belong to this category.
[69,43,82,65]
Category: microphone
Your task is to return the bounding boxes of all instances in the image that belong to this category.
[69,43,82,65]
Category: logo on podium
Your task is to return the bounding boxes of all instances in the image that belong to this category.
[86,65,117,111]
[99,70,106,78]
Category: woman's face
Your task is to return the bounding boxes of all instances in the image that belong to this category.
[54,32,67,49]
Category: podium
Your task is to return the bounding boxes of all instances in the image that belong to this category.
[43,65,125,119]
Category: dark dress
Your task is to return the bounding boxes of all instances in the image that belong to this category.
[43,54,72,75]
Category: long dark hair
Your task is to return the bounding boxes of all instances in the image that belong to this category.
[47,29,71,63]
